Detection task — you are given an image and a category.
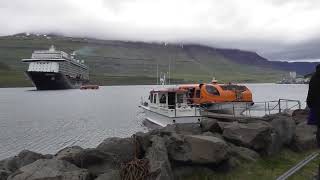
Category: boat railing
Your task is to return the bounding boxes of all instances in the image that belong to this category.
[199,99,302,118]
[249,99,302,116]
[140,96,302,118]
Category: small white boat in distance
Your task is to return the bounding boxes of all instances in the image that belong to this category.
[139,88,202,127]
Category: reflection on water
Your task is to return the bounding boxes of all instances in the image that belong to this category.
[0,84,308,159]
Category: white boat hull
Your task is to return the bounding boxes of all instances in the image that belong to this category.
[140,105,202,127]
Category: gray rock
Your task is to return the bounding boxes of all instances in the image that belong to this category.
[202,131,224,139]
[70,148,118,176]
[266,114,296,155]
[146,136,173,180]
[164,123,202,135]
[55,146,84,163]
[200,118,222,133]
[222,122,272,152]
[135,132,152,155]
[263,113,291,122]
[0,169,11,180]
[97,137,135,163]
[95,169,120,180]
[165,133,191,162]
[227,143,260,163]
[267,132,283,155]
[217,121,233,131]
[292,109,309,124]
[185,135,229,164]
[291,122,317,151]
[167,135,229,164]
[0,150,49,172]
[270,115,296,145]
[8,159,90,180]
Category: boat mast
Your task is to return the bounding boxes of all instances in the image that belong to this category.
[156,63,159,85]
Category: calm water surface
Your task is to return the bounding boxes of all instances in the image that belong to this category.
[0,84,308,159]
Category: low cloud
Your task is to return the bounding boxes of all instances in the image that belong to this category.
[1,0,320,59]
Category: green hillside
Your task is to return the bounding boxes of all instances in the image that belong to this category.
[0,34,285,87]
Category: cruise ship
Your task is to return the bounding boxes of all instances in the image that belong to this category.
[22,46,89,90]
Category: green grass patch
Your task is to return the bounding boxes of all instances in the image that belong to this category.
[183,149,319,180]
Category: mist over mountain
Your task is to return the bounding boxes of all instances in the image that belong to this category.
[1,0,320,61]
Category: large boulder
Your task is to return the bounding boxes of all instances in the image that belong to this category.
[185,135,229,164]
[0,170,10,180]
[55,146,118,176]
[227,143,260,163]
[292,109,309,124]
[270,115,296,145]
[201,131,224,140]
[267,115,296,155]
[165,133,191,162]
[167,134,229,165]
[69,148,118,176]
[291,122,317,151]
[146,136,173,180]
[96,137,135,163]
[55,146,84,163]
[164,123,202,135]
[200,118,222,133]
[222,122,272,152]
[0,150,49,172]
[7,159,90,180]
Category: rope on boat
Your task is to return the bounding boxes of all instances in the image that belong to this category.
[120,134,151,180]
[276,152,319,180]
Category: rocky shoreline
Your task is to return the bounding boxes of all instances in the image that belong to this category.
[0,109,316,180]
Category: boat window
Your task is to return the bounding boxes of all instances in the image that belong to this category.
[206,85,220,96]
[187,88,195,98]
[160,94,166,104]
[150,94,153,102]
[220,85,246,91]
[168,92,176,109]
[195,90,201,98]
[177,94,184,103]
[153,94,157,103]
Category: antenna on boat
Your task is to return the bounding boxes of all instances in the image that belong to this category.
[156,63,159,85]
[168,62,171,85]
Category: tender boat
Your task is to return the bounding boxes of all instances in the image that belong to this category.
[178,80,253,116]
[139,88,202,127]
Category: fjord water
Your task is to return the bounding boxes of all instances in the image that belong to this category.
[0,84,308,159]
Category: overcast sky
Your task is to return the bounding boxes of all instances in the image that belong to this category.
[1,0,320,60]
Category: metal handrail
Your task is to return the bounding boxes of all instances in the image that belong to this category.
[141,97,302,118]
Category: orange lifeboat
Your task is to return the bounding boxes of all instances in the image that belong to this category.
[178,82,253,105]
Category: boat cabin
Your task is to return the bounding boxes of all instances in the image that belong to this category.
[149,88,188,109]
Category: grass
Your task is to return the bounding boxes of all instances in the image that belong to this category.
[0,35,287,87]
[0,70,31,88]
[183,149,319,180]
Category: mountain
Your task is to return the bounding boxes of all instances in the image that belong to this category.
[217,48,318,75]
[0,33,317,87]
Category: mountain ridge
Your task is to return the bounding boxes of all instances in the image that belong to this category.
[0,33,318,87]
